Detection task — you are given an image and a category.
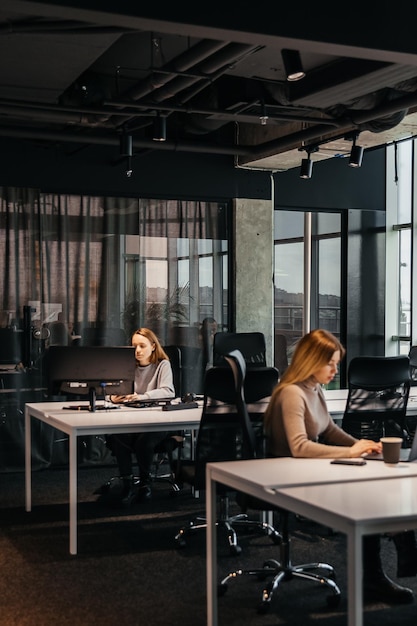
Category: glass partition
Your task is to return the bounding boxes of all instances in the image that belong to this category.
[0,190,230,393]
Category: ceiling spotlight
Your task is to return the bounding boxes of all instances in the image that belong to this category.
[153,111,166,142]
[349,135,364,168]
[300,153,313,179]
[119,131,132,157]
[259,102,269,125]
[300,156,313,179]
[281,49,306,82]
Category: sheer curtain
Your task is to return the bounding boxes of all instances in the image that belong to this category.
[0,188,229,470]
[0,187,229,377]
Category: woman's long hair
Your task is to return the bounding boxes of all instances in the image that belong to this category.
[264,329,344,429]
[131,327,169,363]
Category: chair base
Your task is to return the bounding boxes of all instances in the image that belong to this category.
[175,512,282,556]
[94,468,181,502]
[218,515,341,614]
[151,457,182,493]
[219,554,341,613]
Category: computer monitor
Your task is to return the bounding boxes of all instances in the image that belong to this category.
[45,345,136,410]
[0,329,24,365]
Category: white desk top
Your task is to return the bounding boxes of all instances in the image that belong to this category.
[206,457,417,535]
[207,456,417,496]
[278,476,417,529]
[25,400,202,435]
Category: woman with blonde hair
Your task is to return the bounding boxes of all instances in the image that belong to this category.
[264,328,414,604]
[101,327,175,505]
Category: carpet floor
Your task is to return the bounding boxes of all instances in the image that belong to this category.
[1,464,417,626]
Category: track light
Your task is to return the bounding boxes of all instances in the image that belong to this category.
[119,131,132,157]
[300,156,313,179]
[281,49,306,82]
[259,101,268,125]
[153,111,166,142]
[119,130,133,177]
[300,148,318,179]
[349,135,364,168]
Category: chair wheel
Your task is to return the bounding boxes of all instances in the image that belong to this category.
[271,531,282,545]
[230,544,242,556]
[326,593,341,608]
[258,560,278,581]
[257,601,271,615]
[217,583,228,596]
[175,536,187,548]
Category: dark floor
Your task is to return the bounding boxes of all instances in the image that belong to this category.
[1,464,417,626]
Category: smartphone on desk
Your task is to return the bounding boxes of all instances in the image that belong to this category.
[330,458,367,466]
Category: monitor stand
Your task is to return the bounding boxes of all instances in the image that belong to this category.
[89,386,96,412]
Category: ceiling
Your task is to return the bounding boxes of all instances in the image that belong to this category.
[2,2,417,172]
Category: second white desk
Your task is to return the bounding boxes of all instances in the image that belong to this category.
[206,457,417,626]
[25,401,202,555]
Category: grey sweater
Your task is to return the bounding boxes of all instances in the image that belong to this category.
[134,359,175,400]
[266,379,357,458]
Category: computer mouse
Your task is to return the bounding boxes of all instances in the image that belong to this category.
[181,392,196,403]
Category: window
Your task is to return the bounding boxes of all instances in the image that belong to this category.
[274,209,342,385]
[386,140,414,354]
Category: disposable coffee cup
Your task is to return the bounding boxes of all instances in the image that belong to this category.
[380,437,403,464]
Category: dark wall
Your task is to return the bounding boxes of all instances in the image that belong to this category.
[0,137,385,211]
[0,137,272,200]
[273,147,386,212]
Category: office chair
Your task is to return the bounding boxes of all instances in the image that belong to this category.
[274,333,288,375]
[47,321,70,346]
[151,345,185,492]
[341,355,412,445]
[409,346,417,385]
[174,349,281,555]
[213,331,266,368]
[215,364,340,612]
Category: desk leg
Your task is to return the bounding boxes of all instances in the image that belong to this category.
[206,468,217,626]
[69,433,78,555]
[347,529,363,626]
[24,407,32,512]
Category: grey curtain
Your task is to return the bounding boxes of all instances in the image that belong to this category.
[0,188,229,471]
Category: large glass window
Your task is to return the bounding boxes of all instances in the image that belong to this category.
[274,209,342,385]
[386,140,414,354]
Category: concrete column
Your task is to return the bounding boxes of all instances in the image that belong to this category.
[233,198,274,366]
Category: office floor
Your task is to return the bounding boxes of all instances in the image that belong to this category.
[1,465,417,626]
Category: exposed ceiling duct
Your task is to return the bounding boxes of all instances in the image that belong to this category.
[1,3,417,171]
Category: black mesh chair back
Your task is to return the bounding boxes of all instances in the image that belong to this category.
[184,349,256,491]
[409,346,417,385]
[243,366,279,457]
[213,331,266,368]
[274,333,288,374]
[175,349,281,554]
[47,321,70,346]
[341,355,411,443]
[162,345,182,397]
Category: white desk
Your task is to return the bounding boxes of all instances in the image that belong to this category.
[206,457,417,626]
[25,401,202,554]
[24,388,417,557]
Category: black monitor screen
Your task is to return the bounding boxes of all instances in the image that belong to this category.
[45,345,136,398]
[0,329,23,365]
